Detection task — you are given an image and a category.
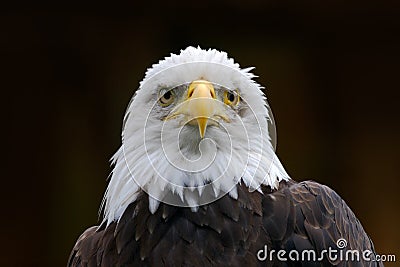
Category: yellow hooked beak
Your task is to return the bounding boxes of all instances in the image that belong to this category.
[187,80,216,138]
[165,80,229,138]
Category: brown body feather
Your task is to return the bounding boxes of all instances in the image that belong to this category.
[68,180,382,266]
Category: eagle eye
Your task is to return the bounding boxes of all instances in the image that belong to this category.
[223,90,240,106]
[159,89,175,107]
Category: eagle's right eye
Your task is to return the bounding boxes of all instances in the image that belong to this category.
[159,89,175,107]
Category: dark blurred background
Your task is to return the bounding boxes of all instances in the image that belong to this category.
[2,2,399,266]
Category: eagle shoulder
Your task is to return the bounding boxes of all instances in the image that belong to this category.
[260,180,382,266]
[68,223,121,267]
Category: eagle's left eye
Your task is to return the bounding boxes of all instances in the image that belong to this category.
[223,90,240,106]
[159,89,175,107]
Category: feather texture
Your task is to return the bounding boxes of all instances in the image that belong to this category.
[68,181,382,266]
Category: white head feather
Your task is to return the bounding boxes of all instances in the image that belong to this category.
[102,47,290,224]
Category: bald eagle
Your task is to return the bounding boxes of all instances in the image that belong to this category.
[68,47,382,266]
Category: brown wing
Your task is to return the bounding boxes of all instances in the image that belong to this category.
[67,185,263,267]
[258,180,383,266]
[68,181,382,267]
[68,226,97,267]
[67,223,122,267]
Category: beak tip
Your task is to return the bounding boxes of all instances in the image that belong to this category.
[197,118,208,139]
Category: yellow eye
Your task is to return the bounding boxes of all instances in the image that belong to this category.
[159,89,175,106]
[223,90,240,106]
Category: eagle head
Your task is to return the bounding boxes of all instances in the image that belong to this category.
[102,47,289,223]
